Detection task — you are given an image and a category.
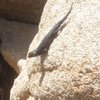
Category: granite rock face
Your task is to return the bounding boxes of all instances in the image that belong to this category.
[0,0,47,24]
[10,0,100,100]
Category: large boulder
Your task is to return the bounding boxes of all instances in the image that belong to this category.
[10,0,100,100]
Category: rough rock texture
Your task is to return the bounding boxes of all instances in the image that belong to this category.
[0,19,38,73]
[10,0,100,100]
[0,0,47,24]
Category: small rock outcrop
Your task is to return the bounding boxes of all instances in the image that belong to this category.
[0,19,38,73]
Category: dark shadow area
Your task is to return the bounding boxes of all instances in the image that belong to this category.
[39,54,58,86]
[39,54,47,86]
[0,53,17,100]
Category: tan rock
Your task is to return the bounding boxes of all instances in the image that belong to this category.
[10,0,100,100]
[0,19,38,73]
[0,0,47,24]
